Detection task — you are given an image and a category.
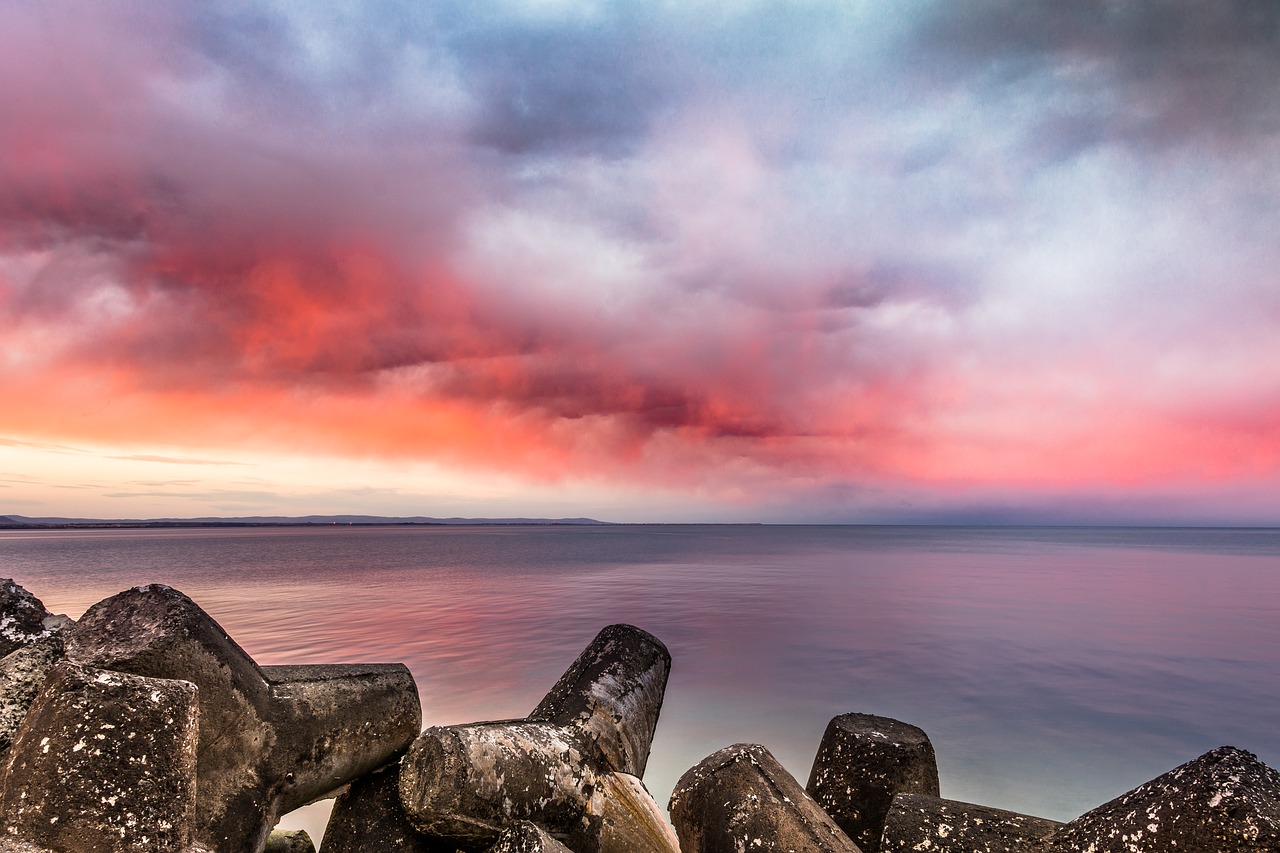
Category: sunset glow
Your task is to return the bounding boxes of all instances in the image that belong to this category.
[3,1,1279,522]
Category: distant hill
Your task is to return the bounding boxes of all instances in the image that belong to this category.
[0,514,611,529]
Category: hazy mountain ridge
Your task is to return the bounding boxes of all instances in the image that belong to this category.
[0,514,611,528]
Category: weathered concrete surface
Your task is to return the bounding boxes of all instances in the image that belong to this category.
[0,634,65,758]
[0,841,60,852]
[64,584,422,853]
[669,743,862,853]
[484,821,574,853]
[806,713,940,853]
[266,830,317,853]
[596,771,682,853]
[1045,745,1280,852]
[881,793,1061,853]
[320,761,448,853]
[0,661,202,853]
[396,624,674,852]
[529,624,670,777]
[400,721,678,853]
[262,663,423,803]
[0,580,74,762]
[0,580,65,659]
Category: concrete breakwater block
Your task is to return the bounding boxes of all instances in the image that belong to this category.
[0,661,204,853]
[0,635,66,759]
[398,721,611,846]
[1044,745,1280,852]
[484,821,575,852]
[399,721,678,853]
[592,771,682,853]
[669,743,862,852]
[395,624,676,852]
[0,580,68,659]
[266,830,317,853]
[0,580,72,761]
[63,584,422,853]
[320,761,448,853]
[806,713,940,853]
[880,793,1062,853]
[528,623,671,777]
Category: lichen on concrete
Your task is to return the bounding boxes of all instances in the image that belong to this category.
[1045,746,1280,853]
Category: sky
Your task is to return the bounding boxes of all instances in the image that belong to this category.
[2,0,1279,524]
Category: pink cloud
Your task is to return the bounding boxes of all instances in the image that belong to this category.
[3,3,1280,520]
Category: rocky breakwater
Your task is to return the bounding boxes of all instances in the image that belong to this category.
[324,622,679,853]
[668,719,1280,853]
[4,576,1280,853]
[0,579,420,853]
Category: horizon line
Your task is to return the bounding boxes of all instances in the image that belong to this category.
[4,513,1279,531]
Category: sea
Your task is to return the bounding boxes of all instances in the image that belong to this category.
[3,524,1278,843]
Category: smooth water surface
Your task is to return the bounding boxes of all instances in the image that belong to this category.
[4,524,1279,840]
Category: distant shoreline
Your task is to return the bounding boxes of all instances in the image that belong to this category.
[0,515,613,530]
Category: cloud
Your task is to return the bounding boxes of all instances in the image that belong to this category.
[2,1,1279,519]
[0,436,82,453]
[102,488,282,502]
[446,8,670,156]
[914,0,1280,154]
[110,454,243,466]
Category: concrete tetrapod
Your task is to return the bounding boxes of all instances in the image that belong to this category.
[265,830,317,853]
[320,762,449,853]
[63,585,422,853]
[880,793,1062,853]
[0,580,71,762]
[484,821,574,852]
[1045,746,1280,852]
[0,634,66,759]
[806,713,940,853]
[398,624,676,853]
[401,721,677,853]
[0,580,65,659]
[528,623,671,777]
[0,662,206,853]
[669,743,863,853]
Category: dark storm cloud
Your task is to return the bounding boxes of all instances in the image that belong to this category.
[916,0,1280,151]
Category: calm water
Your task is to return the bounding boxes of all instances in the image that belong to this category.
[3,524,1279,841]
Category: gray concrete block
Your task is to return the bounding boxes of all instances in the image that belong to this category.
[0,841,60,853]
[64,584,422,853]
[595,770,682,853]
[0,580,64,659]
[806,713,940,853]
[320,761,449,853]
[0,634,65,759]
[1046,745,1280,852]
[400,720,579,848]
[400,720,678,853]
[0,661,203,853]
[669,743,862,853]
[262,663,423,800]
[266,830,317,853]
[529,623,670,777]
[396,624,675,853]
[483,822,573,853]
[881,793,1061,853]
